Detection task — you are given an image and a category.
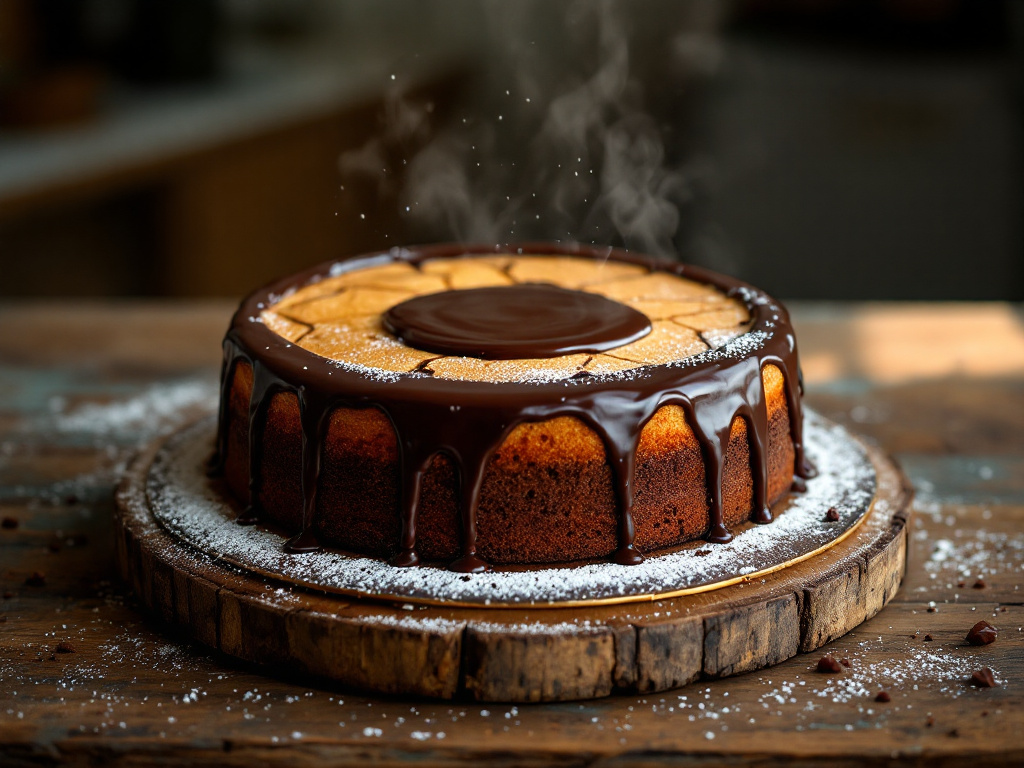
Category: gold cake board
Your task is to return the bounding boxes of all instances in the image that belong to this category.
[114,428,911,703]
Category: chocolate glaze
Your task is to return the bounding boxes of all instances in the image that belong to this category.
[209,243,814,572]
[383,283,652,360]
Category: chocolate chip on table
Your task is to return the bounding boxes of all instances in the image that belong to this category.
[957,581,965,588]
[25,571,46,587]
[970,668,998,688]
[966,621,997,646]
[924,634,934,641]
[816,655,843,673]
[875,691,891,703]
[840,658,852,668]
[825,507,840,522]
[1,516,18,530]
[55,641,76,654]
[926,716,935,728]
[973,578,987,589]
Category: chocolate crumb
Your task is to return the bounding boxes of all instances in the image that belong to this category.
[25,571,46,587]
[875,691,891,703]
[981,711,989,717]
[926,716,935,728]
[55,641,75,654]
[924,634,934,642]
[825,507,840,522]
[0,615,6,623]
[973,579,987,589]
[2,591,13,600]
[970,668,997,688]
[966,621,997,646]
[48,654,56,662]
[927,606,937,613]
[999,606,1008,612]
[840,658,852,668]
[48,540,62,553]
[970,667,995,692]
[816,655,843,673]
[948,728,960,738]
[957,581,965,588]
[1,516,18,530]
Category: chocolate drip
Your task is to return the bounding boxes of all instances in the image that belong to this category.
[743,357,774,525]
[214,243,813,571]
[391,452,426,567]
[206,340,235,478]
[239,363,284,526]
[383,399,511,572]
[284,389,328,553]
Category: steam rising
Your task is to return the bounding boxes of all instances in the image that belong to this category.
[340,0,716,257]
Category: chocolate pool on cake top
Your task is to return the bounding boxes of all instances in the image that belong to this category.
[208,243,814,572]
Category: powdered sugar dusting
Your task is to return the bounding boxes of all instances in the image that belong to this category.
[146,410,876,607]
[52,379,217,439]
[804,647,995,705]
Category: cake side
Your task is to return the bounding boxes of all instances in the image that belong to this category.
[221,361,794,564]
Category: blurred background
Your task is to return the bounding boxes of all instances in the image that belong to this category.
[0,0,1020,300]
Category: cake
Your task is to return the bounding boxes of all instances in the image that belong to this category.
[209,243,813,572]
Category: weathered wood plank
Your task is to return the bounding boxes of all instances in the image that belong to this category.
[899,503,1024,605]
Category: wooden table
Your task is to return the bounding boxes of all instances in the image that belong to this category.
[2,300,1022,766]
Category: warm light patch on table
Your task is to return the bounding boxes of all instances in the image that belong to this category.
[795,303,1024,386]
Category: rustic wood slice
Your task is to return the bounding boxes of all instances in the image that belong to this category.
[114,429,912,703]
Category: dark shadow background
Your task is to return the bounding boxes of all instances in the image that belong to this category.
[0,0,1020,300]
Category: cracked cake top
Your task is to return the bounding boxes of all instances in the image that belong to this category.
[258,254,750,383]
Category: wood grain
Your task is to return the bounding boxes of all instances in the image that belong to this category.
[111,427,910,703]
[2,301,1022,766]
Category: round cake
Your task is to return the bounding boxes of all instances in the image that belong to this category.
[209,243,813,572]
